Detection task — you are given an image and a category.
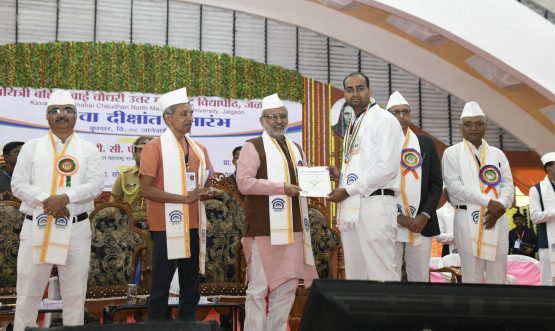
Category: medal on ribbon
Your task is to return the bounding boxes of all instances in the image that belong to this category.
[56,156,79,187]
[479,165,501,198]
[401,148,423,179]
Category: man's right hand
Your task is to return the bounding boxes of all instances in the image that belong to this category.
[284,184,302,197]
[487,199,506,218]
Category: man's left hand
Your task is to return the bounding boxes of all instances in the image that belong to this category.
[43,194,70,215]
[327,188,349,203]
[409,214,429,233]
[484,211,500,230]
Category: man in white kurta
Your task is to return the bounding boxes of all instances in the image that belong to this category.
[387,91,443,282]
[529,152,555,285]
[11,90,104,331]
[442,101,514,284]
[328,73,404,281]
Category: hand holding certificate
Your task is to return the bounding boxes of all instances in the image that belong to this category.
[297,166,332,197]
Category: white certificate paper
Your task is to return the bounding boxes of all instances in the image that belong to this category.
[297,166,332,197]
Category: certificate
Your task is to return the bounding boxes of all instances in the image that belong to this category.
[297,166,332,197]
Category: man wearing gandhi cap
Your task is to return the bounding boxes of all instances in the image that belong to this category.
[139,87,215,320]
[11,89,104,331]
[530,152,555,285]
[386,91,442,282]
[236,93,317,331]
[442,101,514,284]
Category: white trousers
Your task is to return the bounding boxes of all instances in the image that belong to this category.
[341,195,399,281]
[395,236,433,282]
[538,248,555,286]
[14,218,92,331]
[244,239,298,331]
[454,210,508,284]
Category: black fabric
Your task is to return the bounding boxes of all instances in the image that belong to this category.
[508,227,538,257]
[415,134,443,237]
[534,183,548,248]
[25,212,88,223]
[148,229,200,321]
[441,245,450,257]
[369,189,395,197]
[27,320,223,331]
[455,205,467,210]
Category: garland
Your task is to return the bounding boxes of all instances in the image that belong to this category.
[0,42,303,102]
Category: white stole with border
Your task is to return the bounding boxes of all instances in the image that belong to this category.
[161,130,209,273]
[459,139,504,261]
[396,129,422,246]
[32,132,85,265]
[262,131,315,266]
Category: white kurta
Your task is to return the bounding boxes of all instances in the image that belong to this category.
[529,178,555,285]
[442,141,514,284]
[11,133,103,331]
[341,104,404,281]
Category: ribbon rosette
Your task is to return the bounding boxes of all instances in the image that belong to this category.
[56,155,79,187]
[401,148,423,179]
[479,165,501,198]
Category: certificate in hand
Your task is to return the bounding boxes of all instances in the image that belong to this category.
[297,166,332,197]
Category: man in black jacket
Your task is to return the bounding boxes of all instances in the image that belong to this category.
[387,91,443,281]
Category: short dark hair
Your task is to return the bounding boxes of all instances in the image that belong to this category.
[343,72,370,89]
[513,212,525,220]
[3,141,24,155]
[232,146,242,156]
[544,161,554,173]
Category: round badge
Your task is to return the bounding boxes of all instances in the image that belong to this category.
[56,156,79,176]
[479,165,501,187]
[401,148,423,170]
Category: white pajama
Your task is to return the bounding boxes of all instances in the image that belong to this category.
[13,218,92,331]
[244,239,298,331]
[454,209,508,284]
[341,195,399,281]
[538,248,555,286]
[395,236,433,282]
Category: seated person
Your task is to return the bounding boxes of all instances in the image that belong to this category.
[111,136,153,227]
[228,146,242,183]
[0,141,24,200]
[508,211,538,258]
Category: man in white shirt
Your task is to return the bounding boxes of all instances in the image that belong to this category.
[436,188,457,256]
[529,152,555,285]
[328,72,404,281]
[11,90,104,331]
[442,101,514,284]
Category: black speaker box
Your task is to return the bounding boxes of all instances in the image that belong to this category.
[26,320,223,331]
[299,279,555,331]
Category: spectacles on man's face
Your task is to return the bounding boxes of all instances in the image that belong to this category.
[390,109,411,117]
[261,113,288,122]
[462,121,486,129]
[47,107,77,116]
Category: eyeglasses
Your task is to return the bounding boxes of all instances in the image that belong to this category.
[462,121,485,129]
[47,107,77,116]
[261,113,288,121]
[390,109,411,117]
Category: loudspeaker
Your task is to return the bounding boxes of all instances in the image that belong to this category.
[26,320,223,331]
[299,279,555,331]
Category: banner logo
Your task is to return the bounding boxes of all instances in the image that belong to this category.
[36,214,48,229]
[169,210,183,225]
[271,198,285,212]
[346,173,358,185]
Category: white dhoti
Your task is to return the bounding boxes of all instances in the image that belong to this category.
[341,195,399,281]
[14,218,91,331]
[395,236,433,282]
[454,209,508,284]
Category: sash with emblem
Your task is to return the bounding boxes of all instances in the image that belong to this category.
[459,139,505,261]
[262,131,314,265]
[396,129,423,245]
[32,131,85,265]
[161,130,210,274]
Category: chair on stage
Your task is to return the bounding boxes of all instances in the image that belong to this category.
[506,254,541,286]
[85,202,149,321]
[0,199,25,306]
[429,254,462,283]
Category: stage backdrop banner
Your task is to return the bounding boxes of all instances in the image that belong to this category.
[0,86,302,191]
